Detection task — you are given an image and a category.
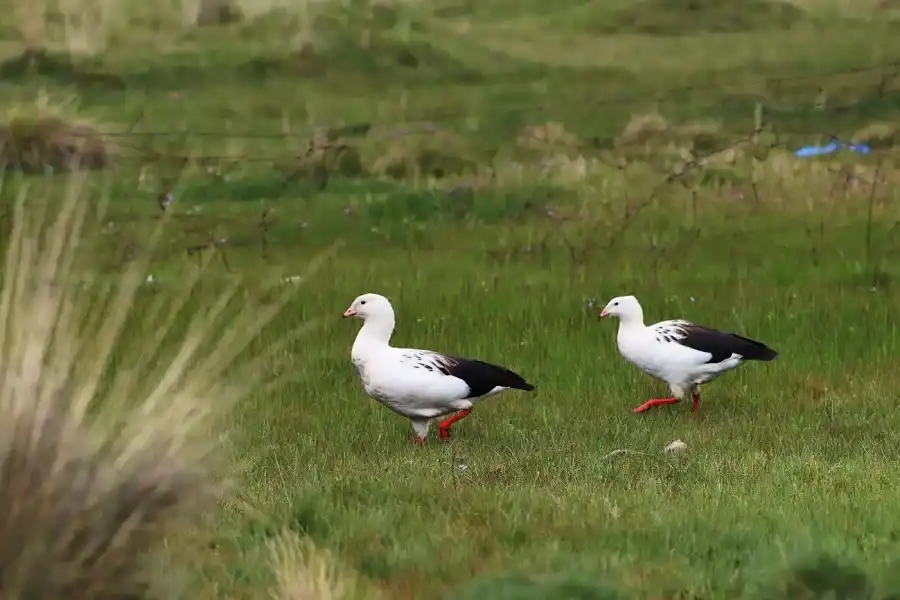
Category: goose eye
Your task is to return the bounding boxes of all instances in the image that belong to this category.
[360,300,367,305]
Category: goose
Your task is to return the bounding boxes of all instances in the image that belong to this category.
[599,295,777,417]
[343,293,535,444]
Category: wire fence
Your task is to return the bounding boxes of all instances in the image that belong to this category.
[1,57,899,279]
[1,58,896,185]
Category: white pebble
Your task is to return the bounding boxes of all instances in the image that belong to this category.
[664,439,687,454]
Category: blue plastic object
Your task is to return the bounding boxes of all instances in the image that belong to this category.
[795,136,872,158]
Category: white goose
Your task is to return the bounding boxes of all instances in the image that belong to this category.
[343,293,535,444]
[599,295,777,417]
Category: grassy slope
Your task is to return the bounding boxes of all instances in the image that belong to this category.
[2,0,900,598]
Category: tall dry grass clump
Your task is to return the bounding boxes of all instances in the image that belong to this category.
[0,174,301,598]
[269,532,382,600]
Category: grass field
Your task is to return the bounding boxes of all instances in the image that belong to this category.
[2,0,900,598]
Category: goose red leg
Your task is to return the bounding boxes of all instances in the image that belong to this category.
[692,391,700,419]
[413,435,426,446]
[633,397,679,413]
[438,409,473,440]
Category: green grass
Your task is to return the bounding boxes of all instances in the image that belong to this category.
[2,0,900,598]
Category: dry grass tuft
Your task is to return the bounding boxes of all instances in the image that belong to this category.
[617,112,671,146]
[364,123,479,180]
[0,170,301,597]
[852,121,900,150]
[0,117,113,173]
[616,112,734,167]
[516,122,581,156]
[0,93,114,173]
[287,127,366,185]
[618,113,727,150]
[269,532,381,600]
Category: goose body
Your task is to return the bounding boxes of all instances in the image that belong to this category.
[600,295,777,416]
[344,293,534,443]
